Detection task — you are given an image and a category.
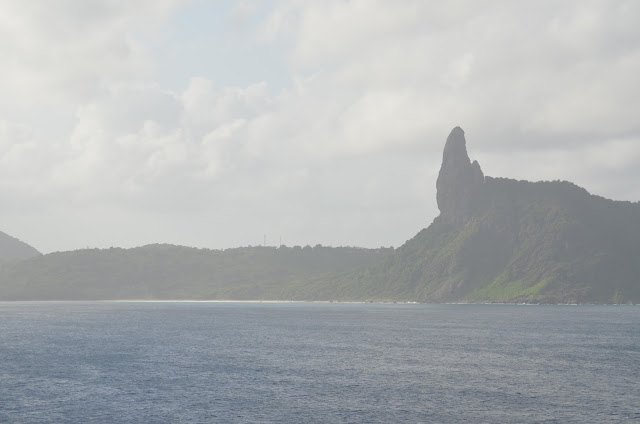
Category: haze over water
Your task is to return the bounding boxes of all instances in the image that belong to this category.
[1,302,638,423]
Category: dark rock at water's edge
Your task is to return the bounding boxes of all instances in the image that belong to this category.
[0,231,40,265]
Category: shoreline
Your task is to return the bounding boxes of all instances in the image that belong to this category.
[0,299,636,306]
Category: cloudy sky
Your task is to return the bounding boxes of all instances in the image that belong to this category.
[1,0,639,253]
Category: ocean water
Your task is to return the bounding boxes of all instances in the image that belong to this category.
[0,302,638,423]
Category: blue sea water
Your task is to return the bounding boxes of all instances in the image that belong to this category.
[0,302,638,423]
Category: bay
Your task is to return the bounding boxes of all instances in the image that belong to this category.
[0,302,638,423]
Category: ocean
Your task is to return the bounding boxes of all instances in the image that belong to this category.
[0,302,638,423]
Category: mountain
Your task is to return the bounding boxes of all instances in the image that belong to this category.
[310,127,640,304]
[0,231,40,265]
[1,127,638,303]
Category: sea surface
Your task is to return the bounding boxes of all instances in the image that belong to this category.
[0,302,638,423]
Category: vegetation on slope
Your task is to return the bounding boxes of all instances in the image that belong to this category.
[308,178,640,304]
[0,244,392,300]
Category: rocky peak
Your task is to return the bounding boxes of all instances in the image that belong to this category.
[436,127,484,223]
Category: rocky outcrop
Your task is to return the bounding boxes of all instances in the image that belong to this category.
[435,126,484,224]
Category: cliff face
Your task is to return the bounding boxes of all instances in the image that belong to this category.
[435,127,484,224]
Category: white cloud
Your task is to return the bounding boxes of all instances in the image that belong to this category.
[0,120,44,182]
[261,0,640,149]
[1,1,640,253]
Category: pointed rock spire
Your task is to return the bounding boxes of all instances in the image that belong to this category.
[436,127,484,222]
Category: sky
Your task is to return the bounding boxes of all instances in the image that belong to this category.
[1,0,639,254]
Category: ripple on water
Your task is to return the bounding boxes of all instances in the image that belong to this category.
[0,302,638,423]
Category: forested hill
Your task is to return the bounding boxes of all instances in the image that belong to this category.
[307,127,640,304]
[0,244,392,300]
[0,231,40,265]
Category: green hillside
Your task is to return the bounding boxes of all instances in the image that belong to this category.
[315,180,640,304]
[308,128,640,304]
[0,244,391,300]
